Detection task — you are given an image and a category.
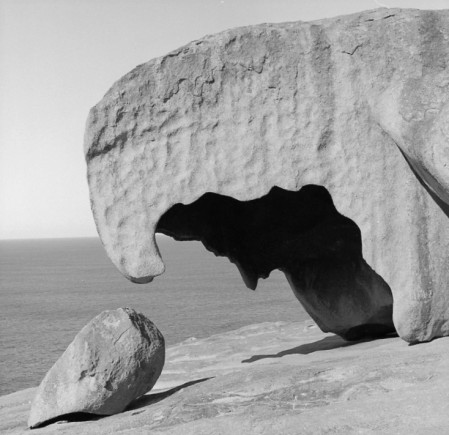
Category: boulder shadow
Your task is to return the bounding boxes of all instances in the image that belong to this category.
[31,412,102,429]
[31,378,213,429]
[241,333,398,363]
[126,377,213,411]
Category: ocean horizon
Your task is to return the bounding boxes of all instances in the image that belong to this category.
[0,236,308,396]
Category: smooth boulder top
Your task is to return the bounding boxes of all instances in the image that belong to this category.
[28,308,165,428]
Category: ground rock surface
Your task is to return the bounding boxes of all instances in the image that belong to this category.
[2,320,449,434]
[28,308,165,428]
[84,8,449,343]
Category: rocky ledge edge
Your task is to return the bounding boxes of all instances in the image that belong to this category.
[1,320,448,434]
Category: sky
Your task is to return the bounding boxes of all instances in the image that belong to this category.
[1,0,448,239]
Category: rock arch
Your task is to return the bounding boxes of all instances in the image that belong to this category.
[157,185,394,340]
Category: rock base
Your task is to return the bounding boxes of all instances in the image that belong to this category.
[2,320,448,434]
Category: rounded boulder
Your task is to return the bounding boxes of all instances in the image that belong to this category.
[28,307,165,428]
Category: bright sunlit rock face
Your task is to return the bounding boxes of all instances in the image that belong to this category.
[85,8,449,343]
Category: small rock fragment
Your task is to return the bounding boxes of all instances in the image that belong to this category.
[28,308,165,428]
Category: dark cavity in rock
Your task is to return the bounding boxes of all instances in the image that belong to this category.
[157,185,395,340]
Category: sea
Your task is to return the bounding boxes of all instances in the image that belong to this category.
[0,236,309,396]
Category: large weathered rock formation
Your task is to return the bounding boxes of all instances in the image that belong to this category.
[28,308,165,428]
[84,8,449,343]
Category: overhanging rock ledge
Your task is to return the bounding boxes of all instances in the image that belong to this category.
[85,8,449,343]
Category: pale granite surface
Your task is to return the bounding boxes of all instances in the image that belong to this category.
[2,320,448,434]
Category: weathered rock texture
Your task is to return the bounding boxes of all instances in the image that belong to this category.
[28,308,165,428]
[84,8,449,343]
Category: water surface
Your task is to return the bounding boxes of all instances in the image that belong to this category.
[0,236,308,395]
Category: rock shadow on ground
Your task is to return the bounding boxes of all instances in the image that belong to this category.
[126,377,213,411]
[242,333,398,363]
[32,378,212,429]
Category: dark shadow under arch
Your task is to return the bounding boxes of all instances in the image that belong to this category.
[156,185,395,341]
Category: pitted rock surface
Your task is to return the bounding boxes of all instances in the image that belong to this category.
[84,8,449,343]
[28,308,165,428]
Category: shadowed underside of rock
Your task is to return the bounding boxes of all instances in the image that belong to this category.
[84,8,449,343]
[157,185,394,340]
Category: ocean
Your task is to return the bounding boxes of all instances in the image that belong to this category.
[0,236,308,396]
